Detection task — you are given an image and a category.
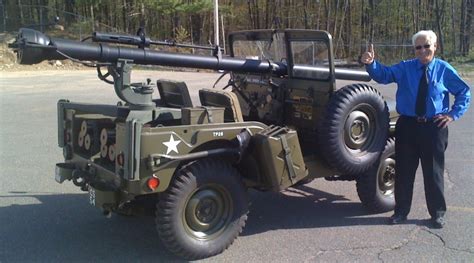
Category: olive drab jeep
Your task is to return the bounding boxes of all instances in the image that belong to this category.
[10,27,398,260]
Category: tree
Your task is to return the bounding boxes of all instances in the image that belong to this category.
[4,0,471,58]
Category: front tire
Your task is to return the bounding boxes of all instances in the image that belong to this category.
[156,159,248,260]
[356,138,396,212]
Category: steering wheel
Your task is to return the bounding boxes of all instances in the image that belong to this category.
[212,71,232,89]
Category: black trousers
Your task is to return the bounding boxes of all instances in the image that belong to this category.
[394,116,448,218]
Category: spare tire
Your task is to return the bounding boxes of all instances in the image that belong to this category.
[318,84,389,175]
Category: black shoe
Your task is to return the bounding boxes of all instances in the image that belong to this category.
[431,217,445,229]
[389,214,407,225]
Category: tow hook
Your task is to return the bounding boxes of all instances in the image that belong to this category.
[72,169,91,191]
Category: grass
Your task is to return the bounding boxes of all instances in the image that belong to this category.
[446,50,474,78]
[451,61,474,77]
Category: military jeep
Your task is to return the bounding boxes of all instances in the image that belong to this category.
[10,28,397,260]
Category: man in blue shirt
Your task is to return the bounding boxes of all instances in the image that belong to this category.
[361,30,471,228]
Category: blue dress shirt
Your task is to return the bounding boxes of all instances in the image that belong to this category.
[366,58,471,120]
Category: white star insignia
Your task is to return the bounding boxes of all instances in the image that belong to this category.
[163,134,181,155]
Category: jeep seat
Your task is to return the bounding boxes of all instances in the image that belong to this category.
[199,89,244,122]
[156,79,193,108]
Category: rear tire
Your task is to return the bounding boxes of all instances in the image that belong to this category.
[356,138,396,212]
[156,159,248,260]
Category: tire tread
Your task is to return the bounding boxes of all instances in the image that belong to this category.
[156,159,248,260]
[356,138,396,212]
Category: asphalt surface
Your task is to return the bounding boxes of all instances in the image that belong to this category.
[0,70,473,262]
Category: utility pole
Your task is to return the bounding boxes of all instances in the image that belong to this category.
[214,0,222,59]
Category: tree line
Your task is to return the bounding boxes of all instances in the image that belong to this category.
[4,0,473,61]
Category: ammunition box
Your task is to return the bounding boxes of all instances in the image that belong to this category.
[252,126,308,191]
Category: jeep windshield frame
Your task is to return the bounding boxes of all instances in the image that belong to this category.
[284,30,336,82]
[228,30,288,73]
[228,29,335,82]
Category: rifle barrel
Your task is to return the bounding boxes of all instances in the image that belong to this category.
[10,28,371,81]
[11,28,286,75]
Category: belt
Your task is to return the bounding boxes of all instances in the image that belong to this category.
[401,115,432,123]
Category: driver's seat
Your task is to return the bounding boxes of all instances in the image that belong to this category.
[199,89,244,122]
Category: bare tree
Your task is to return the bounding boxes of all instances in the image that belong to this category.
[435,0,446,56]
[451,0,457,55]
[463,0,473,56]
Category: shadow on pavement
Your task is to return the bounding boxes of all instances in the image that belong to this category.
[242,184,392,236]
[0,184,408,261]
[0,193,183,262]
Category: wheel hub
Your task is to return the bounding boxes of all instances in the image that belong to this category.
[345,110,372,149]
[195,198,218,223]
[351,120,365,139]
[378,157,395,195]
[184,186,232,239]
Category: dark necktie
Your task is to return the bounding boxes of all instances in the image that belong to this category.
[415,66,428,116]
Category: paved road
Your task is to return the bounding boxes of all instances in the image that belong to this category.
[0,70,473,262]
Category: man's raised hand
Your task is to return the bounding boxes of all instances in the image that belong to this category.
[361,44,375,65]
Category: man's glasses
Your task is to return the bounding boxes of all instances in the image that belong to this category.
[415,44,431,50]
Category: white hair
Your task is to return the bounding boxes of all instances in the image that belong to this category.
[412,30,437,46]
